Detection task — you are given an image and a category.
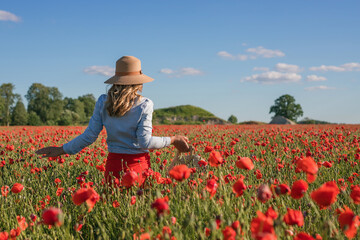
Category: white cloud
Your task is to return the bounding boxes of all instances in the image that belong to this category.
[180,67,203,75]
[306,75,327,82]
[159,68,174,74]
[217,51,235,59]
[309,62,360,72]
[218,46,285,61]
[217,51,248,60]
[0,10,21,22]
[160,67,203,77]
[83,66,114,77]
[275,63,301,73]
[241,71,301,84]
[253,67,270,72]
[304,85,335,91]
[246,46,285,58]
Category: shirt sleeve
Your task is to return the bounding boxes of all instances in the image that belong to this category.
[63,95,104,154]
[136,99,171,149]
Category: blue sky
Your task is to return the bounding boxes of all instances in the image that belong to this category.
[1,0,359,123]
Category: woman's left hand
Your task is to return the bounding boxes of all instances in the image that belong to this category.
[35,146,66,158]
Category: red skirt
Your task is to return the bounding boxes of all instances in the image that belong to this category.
[105,152,151,187]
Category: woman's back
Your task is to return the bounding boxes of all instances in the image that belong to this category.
[100,94,157,153]
[63,94,171,155]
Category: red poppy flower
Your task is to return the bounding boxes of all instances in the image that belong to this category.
[283,208,304,227]
[198,159,208,167]
[297,156,318,183]
[11,183,24,194]
[206,179,218,198]
[250,211,276,240]
[204,146,213,153]
[42,207,63,226]
[337,205,360,239]
[235,157,254,170]
[294,232,315,240]
[121,170,139,188]
[275,184,290,195]
[232,179,247,197]
[350,185,360,204]
[72,187,100,212]
[112,200,120,208]
[16,216,28,231]
[56,188,64,197]
[222,226,236,240]
[130,196,136,205]
[10,228,20,239]
[0,232,9,240]
[208,151,223,167]
[265,207,278,220]
[322,161,332,168]
[310,181,340,209]
[1,186,9,197]
[291,180,308,199]
[231,220,241,231]
[151,197,169,216]
[169,164,191,182]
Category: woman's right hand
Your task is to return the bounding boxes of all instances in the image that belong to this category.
[35,146,66,158]
[170,135,190,153]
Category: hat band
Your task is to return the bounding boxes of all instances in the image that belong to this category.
[115,70,142,76]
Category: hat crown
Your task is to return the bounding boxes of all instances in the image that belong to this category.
[116,56,141,73]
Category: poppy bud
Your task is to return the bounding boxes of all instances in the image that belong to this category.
[257,184,272,203]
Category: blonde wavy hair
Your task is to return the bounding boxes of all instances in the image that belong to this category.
[106,84,143,117]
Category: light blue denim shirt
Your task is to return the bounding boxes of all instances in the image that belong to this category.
[63,94,171,154]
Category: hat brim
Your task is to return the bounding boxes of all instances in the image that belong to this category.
[104,74,154,85]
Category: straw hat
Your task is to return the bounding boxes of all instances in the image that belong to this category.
[104,56,154,85]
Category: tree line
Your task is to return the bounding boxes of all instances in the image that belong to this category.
[0,83,96,126]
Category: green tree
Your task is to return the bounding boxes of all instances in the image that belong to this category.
[25,83,64,125]
[78,94,96,120]
[0,83,20,126]
[27,111,42,126]
[228,115,238,124]
[63,97,86,124]
[11,99,28,125]
[269,94,303,122]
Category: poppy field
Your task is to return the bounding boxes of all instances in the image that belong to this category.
[1,124,360,240]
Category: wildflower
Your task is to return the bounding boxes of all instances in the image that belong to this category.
[11,183,24,194]
[235,157,254,170]
[169,164,191,182]
[291,180,308,199]
[42,207,63,226]
[232,178,247,197]
[310,181,339,209]
[294,232,315,240]
[208,151,223,167]
[121,170,139,188]
[283,208,304,226]
[222,226,236,240]
[350,185,360,204]
[205,179,218,198]
[151,197,169,216]
[297,156,318,183]
[72,187,100,212]
[336,205,360,239]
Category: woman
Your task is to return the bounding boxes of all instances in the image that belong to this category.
[36,56,190,186]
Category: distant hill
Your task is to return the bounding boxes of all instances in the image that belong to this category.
[298,117,333,124]
[153,105,228,125]
[238,120,267,125]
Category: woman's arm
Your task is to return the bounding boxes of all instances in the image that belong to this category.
[36,95,105,157]
[136,99,190,152]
